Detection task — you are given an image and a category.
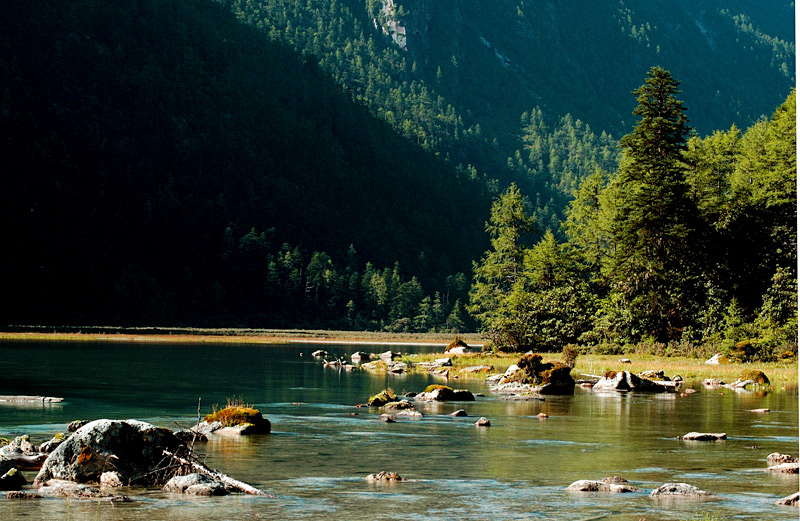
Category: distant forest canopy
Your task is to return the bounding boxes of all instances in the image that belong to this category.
[0,0,795,343]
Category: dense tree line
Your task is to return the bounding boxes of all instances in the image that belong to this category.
[470,69,796,360]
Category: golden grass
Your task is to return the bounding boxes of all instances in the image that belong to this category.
[401,351,798,387]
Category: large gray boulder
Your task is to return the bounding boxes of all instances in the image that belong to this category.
[649,482,715,498]
[592,371,665,393]
[33,419,183,487]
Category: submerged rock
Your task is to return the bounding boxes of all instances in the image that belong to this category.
[450,409,468,417]
[33,419,183,487]
[766,463,799,474]
[649,482,715,498]
[678,432,727,441]
[566,479,639,493]
[366,471,406,483]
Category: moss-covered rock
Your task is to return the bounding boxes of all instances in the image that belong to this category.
[738,370,770,385]
[416,385,475,402]
[204,406,270,433]
[367,389,397,407]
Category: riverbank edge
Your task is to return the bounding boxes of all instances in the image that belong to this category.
[0,327,483,346]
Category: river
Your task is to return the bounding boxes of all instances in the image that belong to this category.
[0,341,797,520]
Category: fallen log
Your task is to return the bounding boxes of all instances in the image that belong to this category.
[0,396,63,404]
[162,450,274,497]
[1,452,48,470]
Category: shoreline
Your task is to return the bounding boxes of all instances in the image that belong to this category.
[0,328,484,347]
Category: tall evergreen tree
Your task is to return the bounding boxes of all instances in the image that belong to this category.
[605,67,703,341]
[468,183,538,348]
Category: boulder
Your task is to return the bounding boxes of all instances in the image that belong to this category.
[164,473,229,496]
[38,479,114,499]
[38,433,67,454]
[33,419,184,487]
[679,432,727,441]
[450,409,468,417]
[379,351,400,361]
[415,385,475,402]
[704,353,727,365]
[777,491,799,506]
[767,453,798,465]
[386,361,407,373]
[395,409,423,418]
[100,471,122,488]
[351,351,371,362]
[200,406,271,435]
[618,358,632,364]
[67,420,89,432]
[766,463,799,474]
[649,482,715,498]
[592,371,665,393]
[311,350,327,357]
[384,400,416,410]
[566,479,639,493]
[367,389,398,407]
[639,370,666,380]
[474,417,490,427]
[366,471,406,483]
[0,468,27,491]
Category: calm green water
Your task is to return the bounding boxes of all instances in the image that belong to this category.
[0,341,797,520]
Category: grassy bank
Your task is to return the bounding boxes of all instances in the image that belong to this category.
[401,351,798,388]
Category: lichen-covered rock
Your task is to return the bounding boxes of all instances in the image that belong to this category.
[649,482,715,498]
[164,473,229,496]
[767,453,799,465]
[566,479,639,493]
[0,468,27,491]
[33,419,184,487]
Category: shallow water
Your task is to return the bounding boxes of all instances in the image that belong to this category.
[0,341,797,520]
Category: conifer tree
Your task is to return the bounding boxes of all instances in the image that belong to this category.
[605,67,703,341]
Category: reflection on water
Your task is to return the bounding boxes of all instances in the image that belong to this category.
[0,341,797,520]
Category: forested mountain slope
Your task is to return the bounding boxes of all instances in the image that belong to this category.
[0,0,485,325]
[231,0,794,228]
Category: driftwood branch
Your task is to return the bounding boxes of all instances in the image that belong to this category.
[162,449,274,497]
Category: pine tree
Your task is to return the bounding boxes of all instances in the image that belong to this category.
[605,67,703,341]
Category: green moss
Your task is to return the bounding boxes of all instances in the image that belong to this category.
[204,406,265,427]
[739,370,770,385]
[367,389,397,407]
[423,384,453,393]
